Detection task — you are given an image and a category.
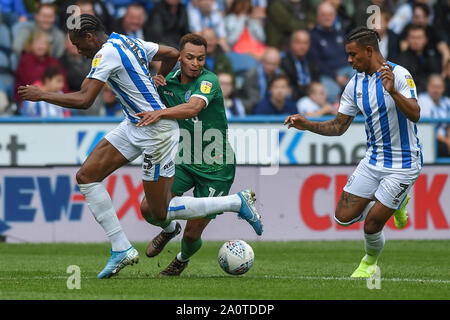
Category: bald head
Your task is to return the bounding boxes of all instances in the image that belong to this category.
[290,30,310,58]
[262,47,281,76]
[317,2,336,29]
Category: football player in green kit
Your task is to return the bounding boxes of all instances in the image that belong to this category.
[136,33,262,276]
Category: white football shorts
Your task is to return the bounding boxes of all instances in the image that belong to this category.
[343,157,422,209]
[105,119,179,181]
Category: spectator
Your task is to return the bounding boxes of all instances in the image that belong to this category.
[104,0,151,19]
[14,30,69,104]
[253,74,297,115]
[296,81,336,117]
[20,65,69,117]
[373,9,400,62]
[309,1,353,103]
[146,0,190,49]
[280,29,320,101]
[188,0,230,52]
[418,74,450,157]
[224,0,266,59]
[388,0,431,35]
[250,0,267,22]
[396,25,441,93]
[0,20,14,102]
[432,0,449,44]
[218,71,246,118]
[12,3,65,59]
[102,84,122,117]
[265,0,315,51]
[237,46,282,113]
[322,0,353,33]
[59,0,116,34]
[115,3,149,40]
[399,2,450,72]
[201,28,234,76]
[59,33,91,92]
[0,0,28,26]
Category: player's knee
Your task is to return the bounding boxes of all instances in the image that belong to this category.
[364,218,383,234]
[76,169,91,185]
[183,228,202,243]
[334,211,355,227]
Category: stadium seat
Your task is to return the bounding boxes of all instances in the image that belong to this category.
[227,51,258,74]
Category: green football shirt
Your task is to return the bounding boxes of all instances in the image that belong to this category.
[158,68,235,179]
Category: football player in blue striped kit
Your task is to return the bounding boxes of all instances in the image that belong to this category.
[18,14,262,279]
[285,27,422,277]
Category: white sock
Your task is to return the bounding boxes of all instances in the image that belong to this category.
[363,230,385,264]
[79,182,132,252]
[166,195,241,220]
[163,220,177,233]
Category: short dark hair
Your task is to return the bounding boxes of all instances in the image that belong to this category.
[42,65,63,82]
[179,33,208,51]
[406,24,427,36]
[68,14,105,38]
[346,27,380,51]
[269,74,290,89]
[413,2,430,17]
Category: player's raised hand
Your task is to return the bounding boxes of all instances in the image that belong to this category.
[152,74,166,87]
[136,110,163,126]
[17,85,43,101]
[377,63,395,94]
[284,114,309,130]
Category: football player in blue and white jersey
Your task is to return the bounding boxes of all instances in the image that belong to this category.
[18,14,262,279]
[285,27,423,278]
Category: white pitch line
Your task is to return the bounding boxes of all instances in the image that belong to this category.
[0,275,449,284]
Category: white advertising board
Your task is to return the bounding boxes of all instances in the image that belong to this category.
[0,121,436,165]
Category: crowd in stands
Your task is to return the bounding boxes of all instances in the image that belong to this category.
[0,0,449,156]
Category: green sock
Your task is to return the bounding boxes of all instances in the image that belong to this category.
[180,238,203,261]
[142,214,171,229]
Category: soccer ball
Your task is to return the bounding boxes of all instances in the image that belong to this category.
[218,240,254,275]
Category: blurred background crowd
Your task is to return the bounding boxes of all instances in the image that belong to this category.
[0,0,449,155]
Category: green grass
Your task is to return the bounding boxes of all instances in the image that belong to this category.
[0,240,449,300]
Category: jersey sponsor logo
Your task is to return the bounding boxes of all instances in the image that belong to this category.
[163,90,174,96]
[405,75,415,88]
[185,90,191,102]
[92,54,102,67]
[200,81,212,94]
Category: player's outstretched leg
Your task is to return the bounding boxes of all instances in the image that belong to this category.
[237,190,263,236]
[97,246,139,279]
[393,194,409,229]
[164,190,263,235]
[146,221,182,258]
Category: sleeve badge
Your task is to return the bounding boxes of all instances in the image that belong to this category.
[200,81,212,94]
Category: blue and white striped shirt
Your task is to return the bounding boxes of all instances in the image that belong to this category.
[87,33,166,124]
[339,62,422,169]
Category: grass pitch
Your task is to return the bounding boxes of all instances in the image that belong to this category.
[0,240,449,300]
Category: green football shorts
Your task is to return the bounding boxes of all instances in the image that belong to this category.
[171,164,236,219]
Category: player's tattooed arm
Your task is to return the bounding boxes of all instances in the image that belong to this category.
[284,112,354,136]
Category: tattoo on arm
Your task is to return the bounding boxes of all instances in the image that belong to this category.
[308,113,353,136]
